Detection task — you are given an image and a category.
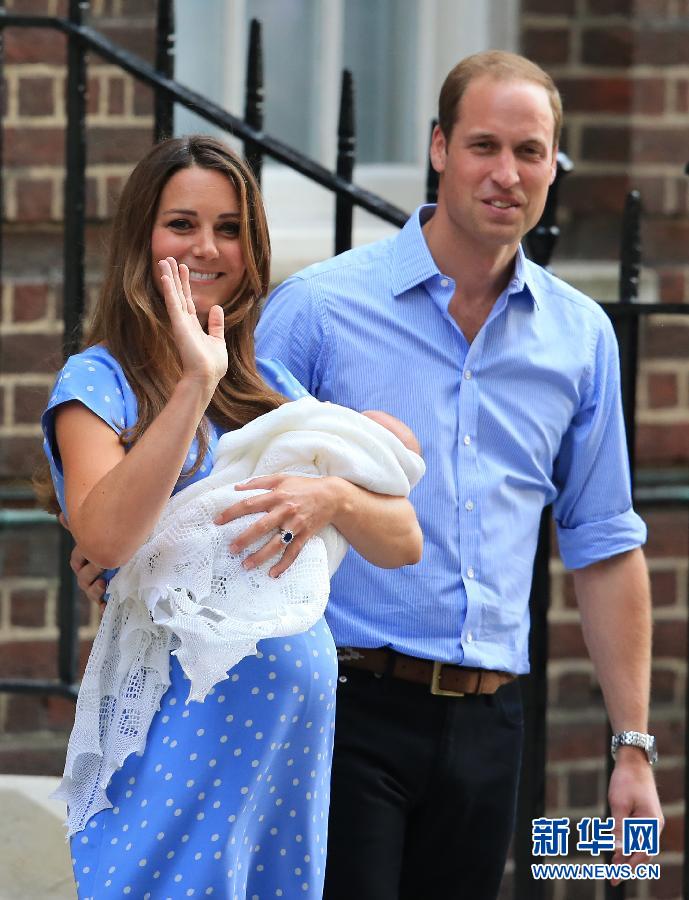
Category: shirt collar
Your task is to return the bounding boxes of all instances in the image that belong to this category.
[390,205,441,296]
[391,204,541,310]
[510,245,540,310]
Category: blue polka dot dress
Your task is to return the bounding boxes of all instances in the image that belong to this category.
[42,346,337,899]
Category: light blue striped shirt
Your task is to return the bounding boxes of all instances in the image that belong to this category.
[256,205,646,674]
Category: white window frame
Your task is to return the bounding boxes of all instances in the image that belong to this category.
[174,0,519,280]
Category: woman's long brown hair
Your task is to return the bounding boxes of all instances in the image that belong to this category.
[35,136,287,513]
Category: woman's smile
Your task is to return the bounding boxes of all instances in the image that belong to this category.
[151,166,245,322]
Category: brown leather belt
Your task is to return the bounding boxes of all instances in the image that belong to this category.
[336,647,516,697]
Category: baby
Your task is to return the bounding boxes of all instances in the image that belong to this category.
[112,397,425,706]
[57,398,425,833]
[111,397,425,704]
[362,409,422,457]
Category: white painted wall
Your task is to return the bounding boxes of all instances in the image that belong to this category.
[172,0,520,277]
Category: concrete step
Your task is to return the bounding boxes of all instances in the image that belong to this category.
[0,775,73,900]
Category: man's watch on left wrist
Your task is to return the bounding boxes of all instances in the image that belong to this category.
[610,731,658,766]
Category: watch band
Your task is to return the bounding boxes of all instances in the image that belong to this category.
[610,730,658,766]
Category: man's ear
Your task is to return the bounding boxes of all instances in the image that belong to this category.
[429,124,448,176]
[549,144,559,185]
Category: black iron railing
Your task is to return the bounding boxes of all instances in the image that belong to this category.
[243,17,263,185]
[153,0,174,142]
[0,4,686,898]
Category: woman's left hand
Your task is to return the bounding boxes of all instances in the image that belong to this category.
[214,474,342,577]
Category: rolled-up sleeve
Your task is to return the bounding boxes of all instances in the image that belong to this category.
[553,312,646,569]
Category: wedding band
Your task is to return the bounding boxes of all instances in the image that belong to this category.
[279,528,294,545]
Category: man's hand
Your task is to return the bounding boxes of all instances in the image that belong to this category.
[608,747,664,884]
[59,514,107,611]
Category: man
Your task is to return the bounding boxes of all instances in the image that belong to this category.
[254,51,663,900]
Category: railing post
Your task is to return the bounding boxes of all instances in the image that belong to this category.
[685,535,689,900]
[243,18,264,186]
[425,118,438,205]
[525,151,573,268]
[334,69,355,255]
[514,508,550,900]
[63,0,87,356]
[59,0,89,689]
[0,2,5,339]
[154,0,175,142]
[616,189,641,475]
[602,189,642,900]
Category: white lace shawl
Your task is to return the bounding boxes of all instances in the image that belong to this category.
[53,397,425,835]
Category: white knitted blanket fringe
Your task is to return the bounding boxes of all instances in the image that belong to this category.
[53,397,425,835]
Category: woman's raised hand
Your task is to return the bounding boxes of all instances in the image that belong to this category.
[158,257,228,389]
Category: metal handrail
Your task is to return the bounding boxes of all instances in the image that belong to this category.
[0,10,408,228]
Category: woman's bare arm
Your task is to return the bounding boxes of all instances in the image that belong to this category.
[57,259,227,568]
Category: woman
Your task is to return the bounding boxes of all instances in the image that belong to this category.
[39,135,422,899]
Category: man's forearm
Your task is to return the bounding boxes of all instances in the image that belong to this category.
[573,547,651,732]
[573,546,663,870]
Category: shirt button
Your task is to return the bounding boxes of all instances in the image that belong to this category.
[465,500,474,511]
[467,566,475,579]
[466,632,474,643]
[440,278,449,287]
[463,435,471,446]
[464,369,472,380]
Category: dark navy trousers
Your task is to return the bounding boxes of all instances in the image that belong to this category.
[323,666,523,900]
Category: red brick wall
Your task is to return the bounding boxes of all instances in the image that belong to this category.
[0,0,157,771]
[522,0,689,279]
[523,5,687,896]
[2,0,156,479]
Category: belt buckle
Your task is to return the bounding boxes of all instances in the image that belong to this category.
[337,647,364,663]
[430,660,464,697]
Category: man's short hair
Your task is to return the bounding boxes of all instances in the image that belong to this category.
[438,50,562,147]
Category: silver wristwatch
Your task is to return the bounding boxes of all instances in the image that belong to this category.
[610,731,658,766]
